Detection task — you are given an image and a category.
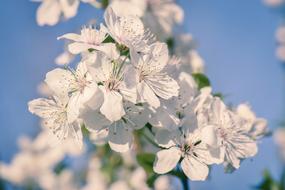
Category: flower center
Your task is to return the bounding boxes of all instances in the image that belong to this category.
[179,139,201,158]
[217,127,228,140]
[76,77,91,93]
[105,78,120,92]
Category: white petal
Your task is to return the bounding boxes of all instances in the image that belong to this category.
[148,42,169,71]
[57,33,81,41]
[28,98,58,118]
[104,7,117,37]
[124,103,150,129]
[90,129,109,145]
[130,49,142,68]
[108,122,133,152]
[236,103,256,120]
[67,93,81,123]
[155,129,176,148]
[178,72,198,103]
[153,147,181,174]
[59,0,79,19]
[233,135,258,158]
[82,84,104,110]
[200,125,218,147]
[137,82,160,108]
[209,147,225,163]
[95,43,120,59]
[100,89,125,122]
[68,42,93,54]
[55,51,74,65]
[80,107,111,132]
[123,65,139,88]
[225,149,240,169]
[149,105,180,130]
[36,0,61,26]
[45,68,74,99]
[120,83,137,104]
[181,156,209,181]
[69,121,83,149]
[145,74,179,99]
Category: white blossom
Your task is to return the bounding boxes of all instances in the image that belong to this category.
[0,131,83,188]
[34,0,80,26]
[109,0,184,38]
[80,102,149,152]
[191,95,259,169]
[129,42,179,108]
[45,61,102,122]
[236,103,268,139]
[149,72,197,130]
[28,95,83,148]
[103,7,155,52]
[86,50,137,122]
[153,124,222,181]
[143,0,184,38]
[58,25,108,54]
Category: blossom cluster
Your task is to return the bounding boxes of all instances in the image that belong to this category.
[0,1,269,189]
[26,5,268,182]
[0,129,182,190]
[33,0,184,41]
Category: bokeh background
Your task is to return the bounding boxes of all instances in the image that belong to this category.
[0,0,284,189]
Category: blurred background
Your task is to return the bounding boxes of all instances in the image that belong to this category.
[0,0,284,189]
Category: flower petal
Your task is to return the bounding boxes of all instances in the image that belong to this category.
[80,107,111,132]
[68,42,93,54]
[45,68,74,99]
[200,125,218,147]
[100,89,125,122]
[57,33,81,41]
[137,82,160,108]
[155,129,176,148]
[181,156,209,181]
[60,0,79,19]
[28,98,58,118]
[145,74,179,99]
[108,122,133,152]
[90,129,109,145]
[153,147,181,174]
[36,0,61,26]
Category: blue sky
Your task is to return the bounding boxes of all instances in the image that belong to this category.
[0,0,284,189]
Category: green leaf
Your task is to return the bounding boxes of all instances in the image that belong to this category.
[166,37,175,55]
[255,170,280,190]
[53,161,67,175]
[103,35,115,43]
[279,169,285,190]
[0,178,4,190]
[81,124,90,138]
[191,73,211,90]
[213,92,224,100]
[136,152,155,174]
[146,173,160,188]
[101,0,109,9]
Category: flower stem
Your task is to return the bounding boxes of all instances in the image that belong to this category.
[181,175,190,190]
[169,169,190,190]
[141,128,160,148]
